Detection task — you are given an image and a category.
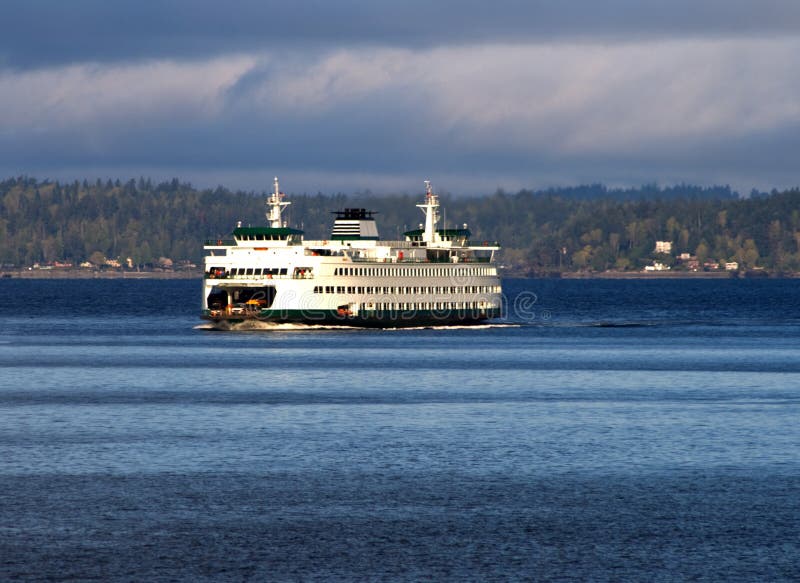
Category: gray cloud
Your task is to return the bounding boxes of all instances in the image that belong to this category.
[2,37,800,195]
[2,3,800,195]
[2,0,800,69]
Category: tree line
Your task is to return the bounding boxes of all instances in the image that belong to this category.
[1,176,799,273]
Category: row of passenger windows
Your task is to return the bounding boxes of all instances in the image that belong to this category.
[359,301,494,311]
[333,266,496,277]
[236,234,290,241]
[314,285,502,295]
[227,267,287,276]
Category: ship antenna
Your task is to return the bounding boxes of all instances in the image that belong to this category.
[266,176,291,228]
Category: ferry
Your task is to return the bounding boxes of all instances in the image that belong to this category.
[201,179,502,327]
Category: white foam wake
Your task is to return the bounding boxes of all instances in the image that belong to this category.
[385,323,521,331]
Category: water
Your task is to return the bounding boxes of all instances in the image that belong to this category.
[1,278,799,581]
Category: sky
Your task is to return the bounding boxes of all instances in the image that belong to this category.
[2,0,800,195]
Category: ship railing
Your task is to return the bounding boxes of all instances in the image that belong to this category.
[205,273,292,280]
[204,238,499,249]
[349,256,492,264]
[304,239,499,249]
[397,239,500,248]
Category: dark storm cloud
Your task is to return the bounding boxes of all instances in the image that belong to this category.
[2,0,800,68]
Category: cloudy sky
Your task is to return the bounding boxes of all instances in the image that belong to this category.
[2,0,800,195]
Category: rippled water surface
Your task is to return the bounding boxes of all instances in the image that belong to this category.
[1,278,799,581]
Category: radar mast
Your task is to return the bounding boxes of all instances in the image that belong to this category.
[416,180,441,243]
[266,176,291,228]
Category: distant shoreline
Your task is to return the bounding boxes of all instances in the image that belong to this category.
[509,269,797,279]
[3,268,796,280]
[1,269,201,279]
[560,270,734,279]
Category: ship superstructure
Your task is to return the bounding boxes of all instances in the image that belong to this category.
[202,179,502,327]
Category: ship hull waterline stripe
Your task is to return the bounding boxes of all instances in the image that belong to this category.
[201,308,501,328]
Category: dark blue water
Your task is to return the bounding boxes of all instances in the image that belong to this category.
[1,278,799,581]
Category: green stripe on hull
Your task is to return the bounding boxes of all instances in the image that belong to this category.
[202,308,501,328]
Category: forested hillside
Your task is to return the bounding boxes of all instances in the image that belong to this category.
[2,176,799,273]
